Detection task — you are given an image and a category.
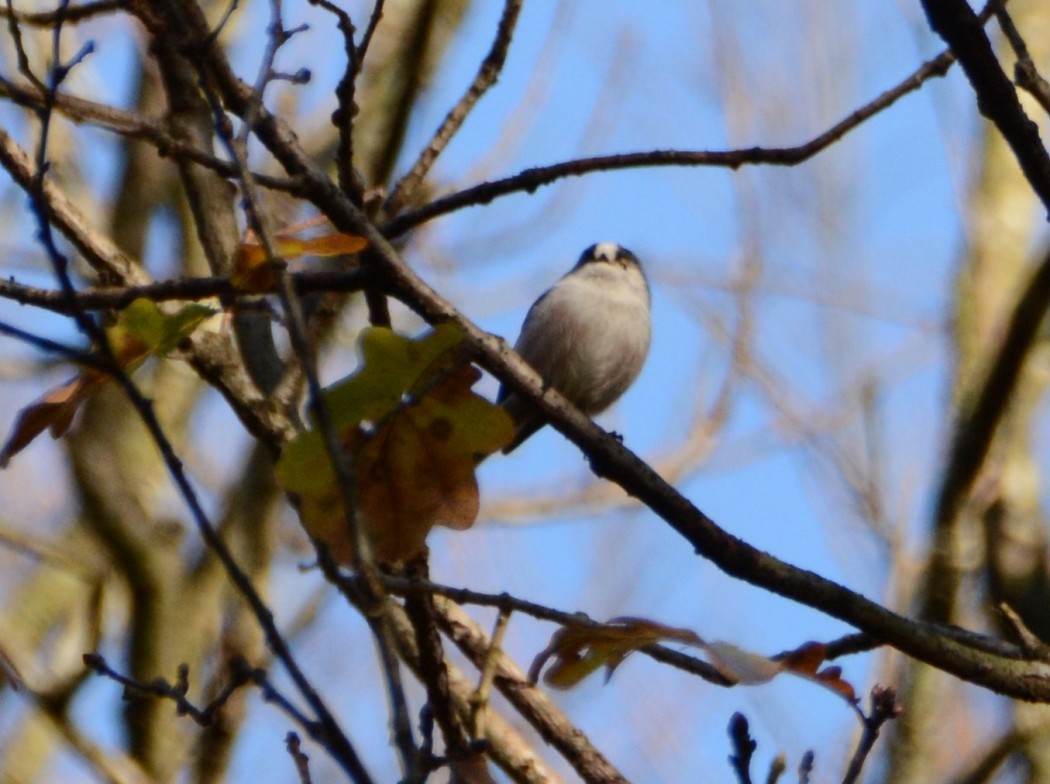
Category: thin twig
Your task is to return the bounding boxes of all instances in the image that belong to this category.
[286,732,314,784]
[384,0,523,214]
[82,654,254,727]
[0,75,303,191]
[766,754,786,784]
[798,751,814,784]
[4,0,45,91]
[307,0,364,198]
[316,551,424,782]
[840,686,901,783]
[402,553,470,769]
[998,603,1050,660]
[994,0,1050,113]
[470,607,511,741]
[727,713,755,784]
[434,596,628,783]
[354,0,384,69]
[27,0,98,346]
[380,599,561,783]
[0,319,110,369]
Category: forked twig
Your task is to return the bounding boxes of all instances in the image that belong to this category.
[384,0,523,214]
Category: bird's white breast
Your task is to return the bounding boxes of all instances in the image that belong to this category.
[515,261,651,414]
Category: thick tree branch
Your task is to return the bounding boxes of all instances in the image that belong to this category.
[0,127,148,285]
[321,210,1050,702]
[921,0,1050,211]
[0,268,377,313]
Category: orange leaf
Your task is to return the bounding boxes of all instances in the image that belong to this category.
[354,365,488,559]
[779,643,859,704]
[231,217,368,292]
[778,641,827,676]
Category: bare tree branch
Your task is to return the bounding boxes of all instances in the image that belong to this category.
[384,0,523,214]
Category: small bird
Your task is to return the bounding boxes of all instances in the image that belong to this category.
[497,242,651,453]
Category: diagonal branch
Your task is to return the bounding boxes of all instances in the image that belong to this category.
[323,209,1050,702]
[926,244,1050,619]
[0,76,303,192]
[0,127,148,285]
[921,0,1050,211]
[384,0,523,214]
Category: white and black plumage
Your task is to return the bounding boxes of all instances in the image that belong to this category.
[497,242,651,453]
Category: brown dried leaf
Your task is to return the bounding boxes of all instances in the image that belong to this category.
[0,300,213,466]
[0,373,101,467]
[276,325,514,562]
[530,617,703,689]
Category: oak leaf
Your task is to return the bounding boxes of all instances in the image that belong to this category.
[276,324,514,563]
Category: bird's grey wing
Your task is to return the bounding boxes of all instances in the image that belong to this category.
[498,288,571,451]
[497,288,555,402]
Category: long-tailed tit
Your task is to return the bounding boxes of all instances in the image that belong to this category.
[497,242,651,453]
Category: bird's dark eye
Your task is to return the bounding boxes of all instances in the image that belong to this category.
[578,244,601,265]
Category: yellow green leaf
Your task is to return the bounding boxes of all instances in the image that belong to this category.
[107,298,215,367]
[530,617,703,689]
